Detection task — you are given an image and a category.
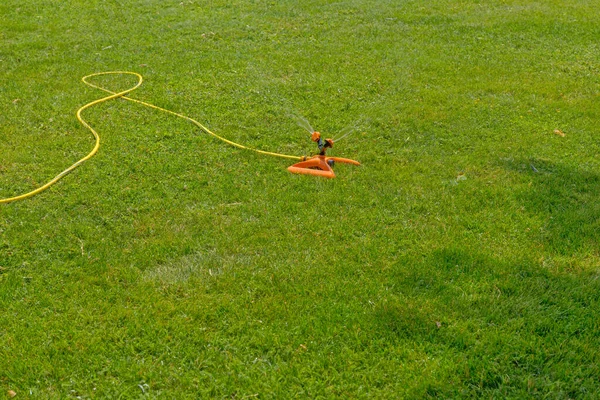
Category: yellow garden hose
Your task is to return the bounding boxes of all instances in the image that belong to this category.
[1,71,303,204]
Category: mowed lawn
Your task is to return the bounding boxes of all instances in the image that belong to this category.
[1,0,600,398]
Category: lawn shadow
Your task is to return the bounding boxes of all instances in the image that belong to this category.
[501,157,600,257]
[378,245,600,398]
[378,158,600,395]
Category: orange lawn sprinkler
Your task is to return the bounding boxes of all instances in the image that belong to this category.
[287,117,360,178]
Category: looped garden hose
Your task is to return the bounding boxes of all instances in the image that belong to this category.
[0,71,303,204]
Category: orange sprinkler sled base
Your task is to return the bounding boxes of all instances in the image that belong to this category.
[287,155,360,178]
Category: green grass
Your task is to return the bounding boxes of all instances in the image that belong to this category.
[1,0,600,397]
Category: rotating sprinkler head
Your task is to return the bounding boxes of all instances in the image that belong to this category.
[287,116,360,178]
